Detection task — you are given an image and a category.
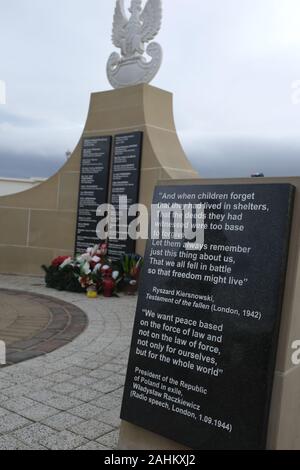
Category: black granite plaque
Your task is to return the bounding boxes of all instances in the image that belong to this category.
[108,132,143,260]
[121,183,295,450]
[75,136,112,254]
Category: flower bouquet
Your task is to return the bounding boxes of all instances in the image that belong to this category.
[42,256,85,293]
[42,243,121,297]
[121,253,144,295]
[42,244,144,298]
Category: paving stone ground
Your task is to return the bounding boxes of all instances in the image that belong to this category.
[0,289,88,366]
[0,275,137,450]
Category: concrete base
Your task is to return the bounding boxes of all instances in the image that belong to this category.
[119,422,189,451]
[0,85,198,275]
[119,176,300,451]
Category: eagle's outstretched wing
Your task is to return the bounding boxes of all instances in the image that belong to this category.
[141,0,162,43]
[112,0,128,48]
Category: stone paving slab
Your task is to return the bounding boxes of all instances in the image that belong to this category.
[0,275,137,450]
[0,292,49,345]
[0,289,88,366]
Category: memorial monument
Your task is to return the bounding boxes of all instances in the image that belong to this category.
[113,1,300,451]
[119,179,300,450]
[0,0,299,451]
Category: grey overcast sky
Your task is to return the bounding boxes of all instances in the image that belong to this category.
[0,0,300,178]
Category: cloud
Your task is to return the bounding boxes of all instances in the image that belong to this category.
[0,110,81,157]
[2,134,299,181]
[0,109,43,128]
[0,150,64,178]
[187,136,300,177]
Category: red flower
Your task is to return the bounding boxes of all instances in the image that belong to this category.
[51,256,70,268]
[99,243,108,257]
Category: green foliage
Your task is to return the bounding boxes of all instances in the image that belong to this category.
[42,265,85,293]
[121,254,144,276]
[42,247,143,297]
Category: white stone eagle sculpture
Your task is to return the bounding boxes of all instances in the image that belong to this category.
[107,0,163,89]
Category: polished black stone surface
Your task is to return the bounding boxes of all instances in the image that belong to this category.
[108,132,143,260]
[75,136,111,254]
[121,183,295,450]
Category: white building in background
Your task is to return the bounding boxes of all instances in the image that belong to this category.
[0,177,46,196]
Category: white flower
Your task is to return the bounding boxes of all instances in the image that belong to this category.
[77,253,92,263]
[93,263,102,273]
[92,256,101,263]
[59,257,72,269]
[82,261,91,275]
[112,271,119,280]
[102,265,110,271]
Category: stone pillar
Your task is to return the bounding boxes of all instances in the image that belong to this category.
[83,84,198,255]
[0,84,198,275]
